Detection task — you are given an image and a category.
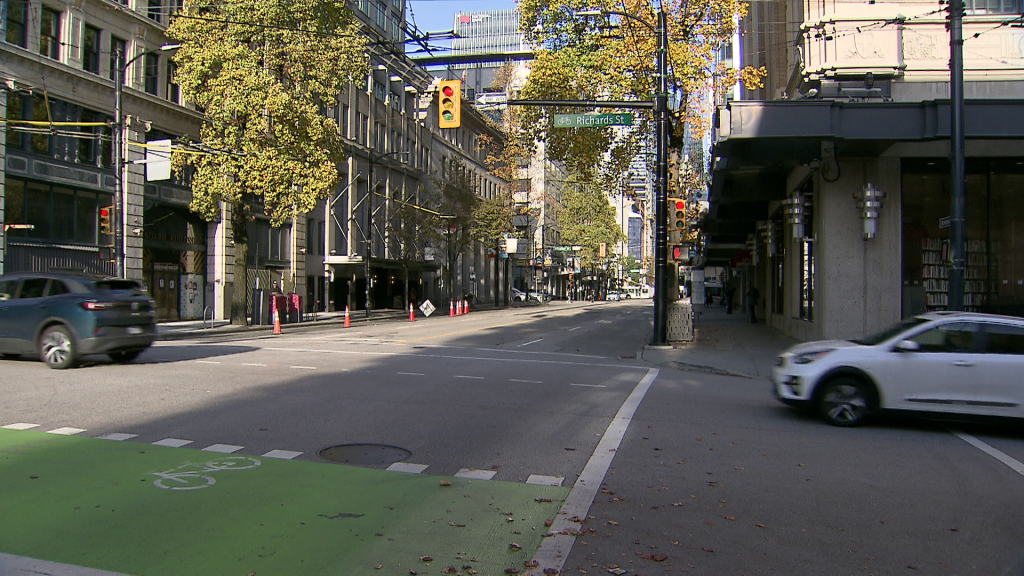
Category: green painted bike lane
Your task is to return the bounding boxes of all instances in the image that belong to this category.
[0,429,569,576]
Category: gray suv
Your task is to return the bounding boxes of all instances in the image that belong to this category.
[0,272,156,369]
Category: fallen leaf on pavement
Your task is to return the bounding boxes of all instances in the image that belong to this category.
[504,569,520,574]
[702,547,715,553]
[755,523,766,528]
[439,481,452,487]
[511,543,522,551]
[419,556,433,562]
[525,560,540,568]
[442,567,458,574]
[543,569,559,575]
[607,520,619,526]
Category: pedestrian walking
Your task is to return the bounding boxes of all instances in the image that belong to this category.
[726,275,739,314]
[748,284,761,323]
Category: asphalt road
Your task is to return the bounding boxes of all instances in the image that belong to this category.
[4,300,1024,575]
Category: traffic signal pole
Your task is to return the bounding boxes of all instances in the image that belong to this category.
[652,9,670,346]
[509,8,671,346]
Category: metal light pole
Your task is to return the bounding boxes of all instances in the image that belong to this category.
[652,9,670,346]
[113,43,179,278]
[948,0,966,311]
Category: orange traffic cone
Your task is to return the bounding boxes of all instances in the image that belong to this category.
[449,300,455,317]
[463,299,469,314]
[456,300,462,315]
[344,305,351,328]
[273,308,282,335]
[409,303,416,322]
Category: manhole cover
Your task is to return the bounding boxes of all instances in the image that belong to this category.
[318,444,411,466]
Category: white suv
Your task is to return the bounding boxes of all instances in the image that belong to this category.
[772,312,1024,426]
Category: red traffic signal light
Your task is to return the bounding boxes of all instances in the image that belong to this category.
[99,205,113,235]
[439,80,461,128]
[672,246,683,260]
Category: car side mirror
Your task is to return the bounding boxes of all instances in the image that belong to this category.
[895,340,921,353]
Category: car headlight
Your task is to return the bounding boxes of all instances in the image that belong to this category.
[792,349,836,364]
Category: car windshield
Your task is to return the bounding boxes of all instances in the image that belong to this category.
[851,317,931,345]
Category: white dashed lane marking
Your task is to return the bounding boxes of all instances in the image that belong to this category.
[1,423,563,484]
[571,383,607,388]
[510,379,542,384]
[47,427,85,435]
[397,372,424,376]
[203,443,243,453]
[97,433,137,441]
[152,438,193,448]
[454,375,484,380]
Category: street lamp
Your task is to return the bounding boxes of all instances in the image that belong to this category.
[113,43,180,278]
[579,8,670,345]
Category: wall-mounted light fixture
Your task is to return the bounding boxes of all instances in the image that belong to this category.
[855,183,886,240]
[785,192,805,241]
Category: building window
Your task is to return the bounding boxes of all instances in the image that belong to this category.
[82,24,101,74]
[375,1,387,28]
[144,53,159,95]
[109,36,126,82]
[966,0,1020,13]
[39,7,61,60]
[372,80,386,101]
[4,177,111,244]
[166,60,179,103]
[31,96,50,154]
[5,0,27,47]
[5,93,23,150]
[148,0,162,23]
[340,104,349,138]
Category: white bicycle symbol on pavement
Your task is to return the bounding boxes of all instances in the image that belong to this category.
[149,456,261,491]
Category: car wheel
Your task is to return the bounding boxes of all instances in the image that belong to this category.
[109,349,144,364]
[39,325,77,370]
[816,377,872,427]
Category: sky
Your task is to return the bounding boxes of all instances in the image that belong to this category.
[405,0,519,36]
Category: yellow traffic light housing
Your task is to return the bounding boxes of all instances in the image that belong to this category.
[439,79,461,128]
[99,205,113,235]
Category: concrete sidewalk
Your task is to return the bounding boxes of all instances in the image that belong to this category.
[642,303,799,379]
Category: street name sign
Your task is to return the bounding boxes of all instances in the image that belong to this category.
[554,113,633,128]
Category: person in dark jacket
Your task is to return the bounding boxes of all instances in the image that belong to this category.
[747,284,760,323]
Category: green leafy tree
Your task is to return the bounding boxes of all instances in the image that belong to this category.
[516,0,765,181]
[432,158,480,306]
[388,188,442,308]
[167,0,368,323]
[558,177,626,298]
[471,189,516,305]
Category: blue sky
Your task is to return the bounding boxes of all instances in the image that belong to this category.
[405,0,518,35]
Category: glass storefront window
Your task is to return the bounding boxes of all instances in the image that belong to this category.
[902,159,1024,316]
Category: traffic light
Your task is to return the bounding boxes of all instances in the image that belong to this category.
[438,79,461,128]
[99,205,113,235]
[667,197,686,243]
[671,245,684,261]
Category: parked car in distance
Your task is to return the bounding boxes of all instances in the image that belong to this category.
[527,290,551,303]
[510,287,527,302]
[607,291,622,301]
[772,311,1024,427]
[0,272,156,369]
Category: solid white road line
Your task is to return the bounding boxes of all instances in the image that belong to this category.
[527,367,659,575]
[952,429,1024,477]
[195,360,221,364]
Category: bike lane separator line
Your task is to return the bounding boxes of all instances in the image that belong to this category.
[526,367,659,576]
[2,423,39,430]
[0,427,569,576]
[152,438,192,448]
[202,444,243,453]
[97,433,137,441]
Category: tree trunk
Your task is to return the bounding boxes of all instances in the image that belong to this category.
[230,240,248,325]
